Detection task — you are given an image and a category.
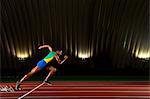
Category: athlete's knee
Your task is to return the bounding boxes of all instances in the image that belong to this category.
[54,68,57,72]
[52,68,57,73]
[49,66,57,72]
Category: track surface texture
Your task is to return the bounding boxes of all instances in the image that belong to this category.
[0,81,150,99]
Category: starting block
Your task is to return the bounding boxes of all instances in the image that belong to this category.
[0,85,15,92]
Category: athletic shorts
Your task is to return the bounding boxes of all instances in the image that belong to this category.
[37,60,47,69]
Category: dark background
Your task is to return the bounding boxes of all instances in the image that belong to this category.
[1,0,149,79]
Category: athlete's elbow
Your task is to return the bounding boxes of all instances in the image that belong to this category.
[48,47,52,51]
[58,60,61,64]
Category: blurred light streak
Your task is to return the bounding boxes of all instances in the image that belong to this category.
[136,50,150,59]
[78,52,91,59]
[16,51,29,60]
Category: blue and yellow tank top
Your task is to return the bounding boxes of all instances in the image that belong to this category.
[43,51,56,63]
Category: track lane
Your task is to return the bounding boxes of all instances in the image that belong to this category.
[0,81,150,98]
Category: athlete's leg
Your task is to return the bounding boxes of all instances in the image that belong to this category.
[20,66,41,83]
[44,66,57,82]
[15,66,41,90]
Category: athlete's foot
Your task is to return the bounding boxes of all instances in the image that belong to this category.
[44,80,52,85]
[15,81,21,90]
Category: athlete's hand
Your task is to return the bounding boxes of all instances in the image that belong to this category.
[64,55,68,59]
[38,46,42,49]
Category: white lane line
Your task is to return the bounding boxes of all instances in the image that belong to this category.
[1,90,149,93]
[18,82,45,99]
[18,86,150,89]
[13,84,150,86]
[1,96,150,98]
[20,84,150,86]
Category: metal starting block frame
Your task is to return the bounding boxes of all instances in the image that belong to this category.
[0,85,15,92]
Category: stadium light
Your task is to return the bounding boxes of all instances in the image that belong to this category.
[136,51,150,60]
[16,52,29,60]
[78,52,90,59]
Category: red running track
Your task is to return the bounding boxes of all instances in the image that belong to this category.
[0,81,150,99]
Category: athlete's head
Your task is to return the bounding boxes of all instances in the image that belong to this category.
[56,50,62,56]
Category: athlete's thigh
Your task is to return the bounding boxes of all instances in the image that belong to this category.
[31,66,41,73]
[49,66,56,71]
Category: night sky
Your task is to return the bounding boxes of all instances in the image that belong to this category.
[1,0,149,77]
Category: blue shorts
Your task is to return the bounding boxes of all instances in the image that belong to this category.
[37,60,47,69]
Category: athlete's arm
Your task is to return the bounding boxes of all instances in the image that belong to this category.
[60,55,68,64]
[38,45,52,51]
[55,55,68,64]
